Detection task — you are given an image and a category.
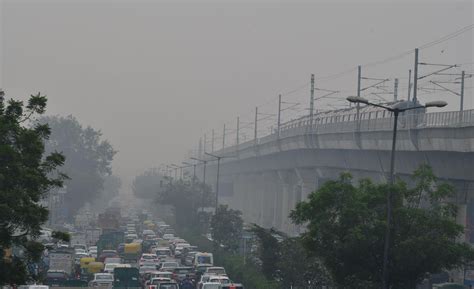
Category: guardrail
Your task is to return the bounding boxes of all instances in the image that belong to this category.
[215,109,474,156]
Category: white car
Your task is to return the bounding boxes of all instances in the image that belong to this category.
[160,261,178,272]
[201,283,221,289]
[103,263,122,273]
[89,273,114,288]
[204,267,226,276]
[162,234,174,240]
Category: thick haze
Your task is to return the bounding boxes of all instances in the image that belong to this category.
[1,0,472,193]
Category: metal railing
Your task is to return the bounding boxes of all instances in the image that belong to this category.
[217,109,474,155]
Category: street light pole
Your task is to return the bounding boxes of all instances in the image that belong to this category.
[346,96,447,289]
[191,157,207,186]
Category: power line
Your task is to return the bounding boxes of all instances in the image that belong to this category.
[419,24,474,50]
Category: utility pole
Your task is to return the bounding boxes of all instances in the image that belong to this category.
[254,107,258,145]
[277,94,282,138]
[310,74,315,126]
[203,134,207,154]
[407,69,412,101]
[413,48,419,104]
[236,116,240,146]
[211,129,215,152]
[357,65,362,128]
[393,78,399,101]
[461,70,465,112]
[198,137,202,159]
[222,124,226,149]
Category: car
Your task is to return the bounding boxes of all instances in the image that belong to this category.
[147,277,172,289]
[98,250,119,262]
[104,263,121,273]
[194,252,213,266]
[160,261,179,272]
[156,282,178,289]
[204,267,226,276]
[207,275,230,284]
[156,247,171,259]
[44,270,68,286]
[104,257,122,264]
[198,275,230,289]
[171,267,194,282]
[183,251,198,266]
[201,283,221,289]
[140,253,159,264]
[220,284,244,289]
[89,273,114,288]
[140,264,158,275]
[162,234,174,240]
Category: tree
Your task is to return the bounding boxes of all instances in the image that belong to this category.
[39,115,116,219]
[91,175,122,211]
[158,179,214,231]
[211,205,243,253]
[132,168,164,199]
[0,91,66,285]
[250,225,281,280]
[290,165,474,289]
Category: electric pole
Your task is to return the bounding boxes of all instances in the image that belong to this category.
[236,116,240,146]
[407,69,412,101]
[254,107,258,145]
[357,65,362,128]
[461,70,465,112]
[413,48,419,103]
[277,94,281,138]
[211,129,215,152]
[310,74,315,126]
[222,124,226,149]
[393,78,398,101]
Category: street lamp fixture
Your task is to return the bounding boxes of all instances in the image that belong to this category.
[204,152,237,211]
[191,157,208,186]
[346,96,447,289]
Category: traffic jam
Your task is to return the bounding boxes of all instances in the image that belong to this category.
[41,206,243,289]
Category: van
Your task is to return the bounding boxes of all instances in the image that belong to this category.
[194,252,213,266]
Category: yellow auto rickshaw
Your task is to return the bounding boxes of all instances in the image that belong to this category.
[87,261,104,274]
[80,257,95,269]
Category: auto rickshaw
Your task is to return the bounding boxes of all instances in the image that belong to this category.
[87,261,105,274]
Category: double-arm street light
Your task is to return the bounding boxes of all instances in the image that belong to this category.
[347,96,447,289]
[182,161,196,182]
[204,152,237,211]
[190,157,207,186]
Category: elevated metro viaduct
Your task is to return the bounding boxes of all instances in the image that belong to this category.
[197,108,474,239]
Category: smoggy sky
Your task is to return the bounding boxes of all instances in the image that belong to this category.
[1,0,473,192]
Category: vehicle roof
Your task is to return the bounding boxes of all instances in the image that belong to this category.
[207,267,225,269]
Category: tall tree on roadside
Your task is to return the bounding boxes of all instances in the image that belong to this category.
[211,205,243,253]
[39,115,116,219]
[0,92,67,285]
[290,165,474,289]
[132,168,164,199]
[158,179,214,230]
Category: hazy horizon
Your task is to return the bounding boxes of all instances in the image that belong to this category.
[1,0,472,193]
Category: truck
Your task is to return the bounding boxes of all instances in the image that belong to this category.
[85,228,102,246]
[123,243,141,263]
[113,267,140,289]
[48,249,74,276]
[96,230,124,257]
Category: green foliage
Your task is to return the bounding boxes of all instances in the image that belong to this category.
[158,179,214,231]
[251,225,332,288]
[132,168,164,199]
[250,225,281,279]
[211,205,243,253]
[177,229,277,289]
[51,231,71,243]
[290,166,474,289]
[39,115,116,219]
[92,175,122,211]
[0,92,65,285]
